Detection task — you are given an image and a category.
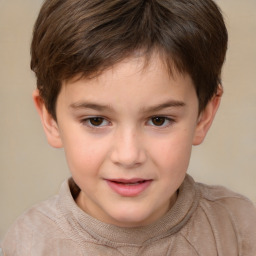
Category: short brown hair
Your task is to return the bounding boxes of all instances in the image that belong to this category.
[31,0,228,120]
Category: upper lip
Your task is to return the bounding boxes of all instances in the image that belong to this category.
[106,178,152,184]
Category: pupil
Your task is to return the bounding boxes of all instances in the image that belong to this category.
[152,117,165,126]
[90,117,103,126]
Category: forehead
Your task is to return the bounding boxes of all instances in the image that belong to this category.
[65,49,187,83]
[59,53,197,108]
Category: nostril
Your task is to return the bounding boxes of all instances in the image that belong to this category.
[110,131,147,167]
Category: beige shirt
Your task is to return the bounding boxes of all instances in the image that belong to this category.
[2,175,256,255]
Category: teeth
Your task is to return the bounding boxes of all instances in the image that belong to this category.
[117,181,144,185]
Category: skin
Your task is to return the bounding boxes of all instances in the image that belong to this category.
[33,54,221,227]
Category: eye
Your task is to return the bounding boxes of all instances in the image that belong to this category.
[82,117,110,127]
[147,116,173,127]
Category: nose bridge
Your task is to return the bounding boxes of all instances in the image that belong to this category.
[110,125,146,168]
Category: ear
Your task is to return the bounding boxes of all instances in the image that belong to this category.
[32,90,63,148]
[193,86,223,145]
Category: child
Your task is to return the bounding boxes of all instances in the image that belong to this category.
[2,0,256,255]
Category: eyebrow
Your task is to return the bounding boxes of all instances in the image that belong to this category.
[69,102,113,112]
[69,100,185,112]
[141,100,186,113]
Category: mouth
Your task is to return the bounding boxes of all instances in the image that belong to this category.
[105,178,153,197]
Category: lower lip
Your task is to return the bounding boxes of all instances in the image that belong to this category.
[106,180,152,197]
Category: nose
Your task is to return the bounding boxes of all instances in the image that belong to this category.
[110,128,146,169]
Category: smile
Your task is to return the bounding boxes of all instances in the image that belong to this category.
[105,178,153,197]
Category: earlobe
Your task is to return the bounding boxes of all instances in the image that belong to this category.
[193,86,223,145]
[32,90,63,148]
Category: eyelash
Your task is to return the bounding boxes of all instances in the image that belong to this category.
[81,117,111,128]
[146,116,175,128]
[81,116,175,129]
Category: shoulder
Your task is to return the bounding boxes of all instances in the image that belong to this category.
[195,182,256,252]
[1,179,85,256]
[196,181,256,216]
[1,195,67,255]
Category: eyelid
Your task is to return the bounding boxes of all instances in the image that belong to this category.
[146,116,175,127]
[81,116,111,128]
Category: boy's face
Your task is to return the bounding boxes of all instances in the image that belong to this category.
[36,54,219,227]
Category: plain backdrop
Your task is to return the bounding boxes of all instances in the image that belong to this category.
[0,0,255,240]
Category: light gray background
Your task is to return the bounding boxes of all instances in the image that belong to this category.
[0,0,255,240]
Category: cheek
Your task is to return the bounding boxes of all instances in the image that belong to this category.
[150,131,193,173]
[62,133,108,177]
[151,134,193,198]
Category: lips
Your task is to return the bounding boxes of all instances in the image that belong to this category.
[105,178,152,197]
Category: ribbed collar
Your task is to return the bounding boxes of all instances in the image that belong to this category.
[57,175,200,247]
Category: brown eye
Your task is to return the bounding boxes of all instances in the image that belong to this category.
[151,117,166,126]
[81,116,110,128]
[89,117,105,126]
